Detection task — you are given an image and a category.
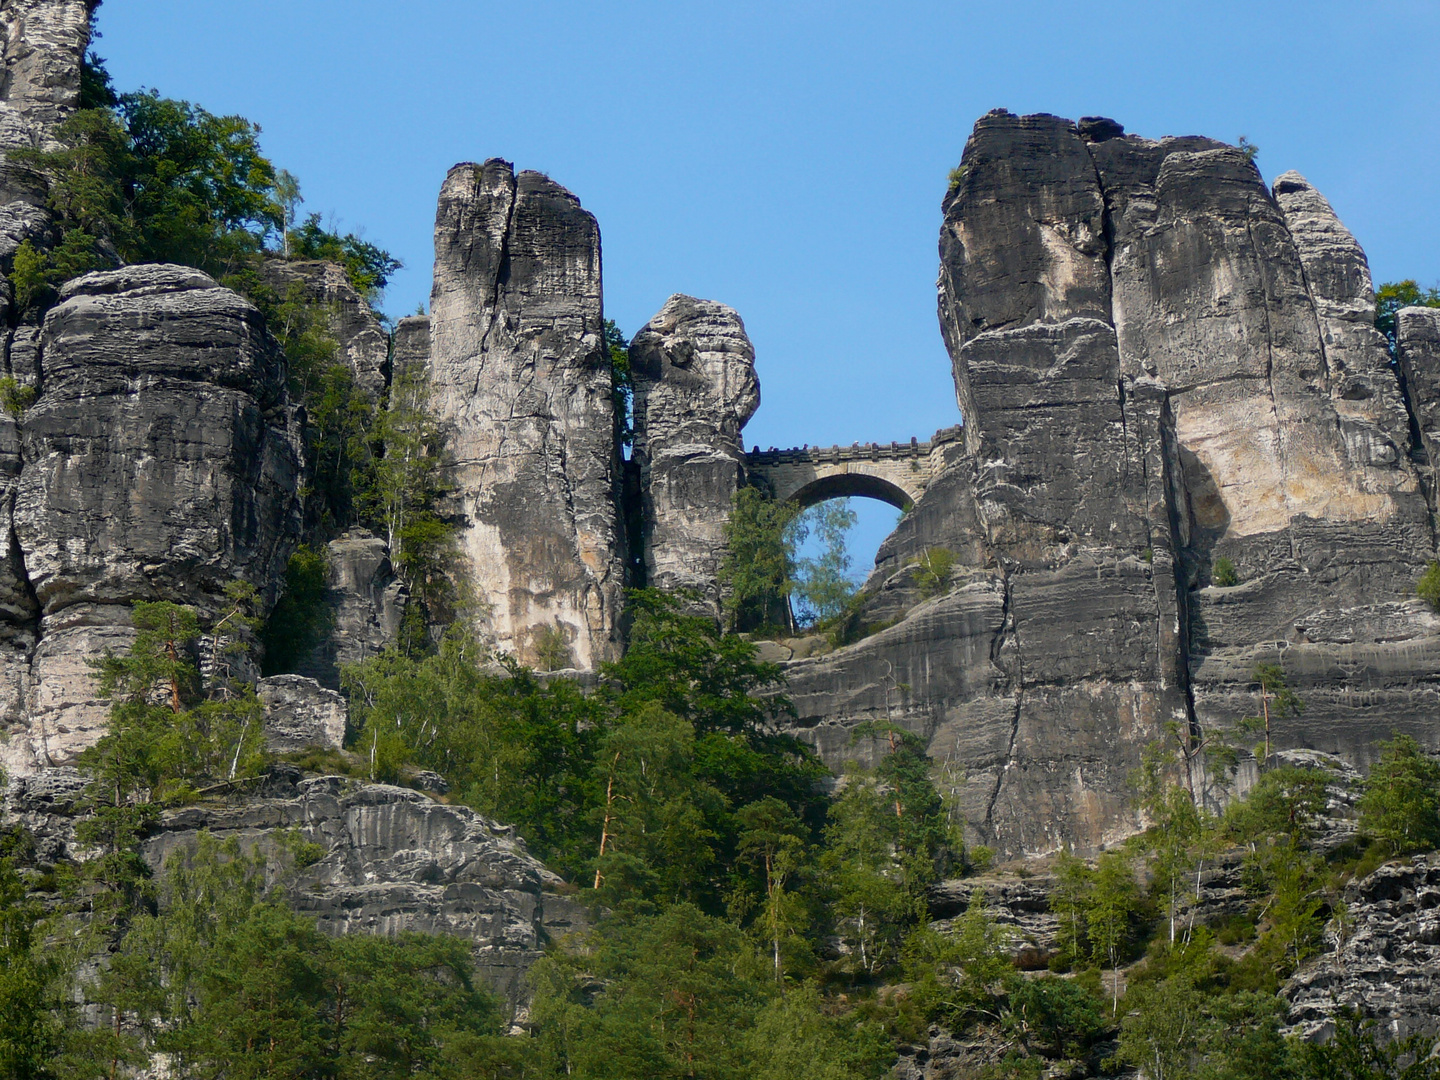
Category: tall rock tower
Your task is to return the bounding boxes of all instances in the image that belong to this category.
[428,160,624,670]
[630,294,759,618]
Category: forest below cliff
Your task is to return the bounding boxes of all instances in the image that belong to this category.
[7,20,1440,1080]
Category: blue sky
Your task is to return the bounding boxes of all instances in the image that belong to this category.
[98,1,1440,570]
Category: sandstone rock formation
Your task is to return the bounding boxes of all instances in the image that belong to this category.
[257,674,347,752]
[630,294,759,615]
[4,763,586,1016]
[1,265,303,777]
[297,528,406,688]
[256,257,390,398]
[0,0,89,266]
[391,312,429,384]
[428,159,623,670]
[1286,853,1440,1043]
[780,111,1440,857]
[140,772,588,1013]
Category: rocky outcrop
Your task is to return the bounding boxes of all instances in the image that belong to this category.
[1,265,303,777]
[257,674,346,752]
[1398,305,1440,508]
[630,294,759,615]
[256,258,389,398]
[1286,854,1440,1043]
[298,528,406,688]
[391,313,429,384]
[0,0,89,233]
[428,160,623,670]
[139,772,588,1013]
[4,764,587,1013]
[781,112,1440,857]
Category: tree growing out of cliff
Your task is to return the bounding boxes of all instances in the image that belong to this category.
[82,602,268,809]
[1357,733,1440,855]
[1245,662,1303,765]
[361,365,460,637]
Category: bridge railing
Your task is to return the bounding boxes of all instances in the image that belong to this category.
[746,424,963,466]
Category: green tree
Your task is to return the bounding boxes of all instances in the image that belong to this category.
[360,363,457,636]
[1375,280,1440,356]
[1357,733,1440,855]
[19,89,282,285]
[742,984,893,1080]
[1246,662,1303,764]
[1086,849,1140,1013]
[287,212,402,298]
[1419,560,1440,611]
[528,904,769,1080]
[1290,1007,1440,1080]
[0,845,64,1080]
[1005,975,1106,1061]
[734,797,811,984]
[821,766,915,976]
[789,499,858,626]
[720,486,798,633]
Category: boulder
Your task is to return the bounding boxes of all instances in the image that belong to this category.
[257,674,347,753]
[139,774,588,1013]
[428,160,623,670]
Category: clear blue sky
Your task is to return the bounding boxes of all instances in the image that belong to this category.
[98,0,1440,571]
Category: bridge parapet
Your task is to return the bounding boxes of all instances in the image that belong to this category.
[745,425,964,509]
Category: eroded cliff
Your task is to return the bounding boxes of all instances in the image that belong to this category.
[780,111,1440,859]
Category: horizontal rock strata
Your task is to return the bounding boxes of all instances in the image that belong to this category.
[781,111,1440,857]
[1,264,303,777]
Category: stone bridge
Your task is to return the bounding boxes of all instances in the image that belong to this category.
[745,426,963,509]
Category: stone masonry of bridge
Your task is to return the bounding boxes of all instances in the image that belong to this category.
[745,425,963,510]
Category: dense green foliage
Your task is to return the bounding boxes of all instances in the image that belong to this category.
[7,582,1440,1077]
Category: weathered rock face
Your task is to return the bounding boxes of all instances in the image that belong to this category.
[1286,854,1440,1043]
[139,773,588,1013]
[297,528,406,689]
[256,258,390,399]
[3,764,587,1014]
[428,160,623,670]
[0,0,88,234]
[783,111,1440,857]
[1398,305,1440,510]
[1,265,303,777]
[630,294,759,615]
[391,313,429,384]
[257,674,347,752]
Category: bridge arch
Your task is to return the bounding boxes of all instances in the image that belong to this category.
[786,471,915,511]
[744,428,962,514]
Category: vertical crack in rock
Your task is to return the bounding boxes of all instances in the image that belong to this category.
[4,265,303,778]
[429,160,623,670]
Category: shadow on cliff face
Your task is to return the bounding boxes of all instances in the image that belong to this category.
[1179,445,1232,567]
[1177,445,1229,658]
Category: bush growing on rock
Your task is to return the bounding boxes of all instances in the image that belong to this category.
[1357,733,1440,855]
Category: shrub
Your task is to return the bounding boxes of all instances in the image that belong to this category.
[0,378,37,417]
[1212,556,1239,587]
[1418,560,1440,610]
[533,623,571,670]
[910,547,956,599]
